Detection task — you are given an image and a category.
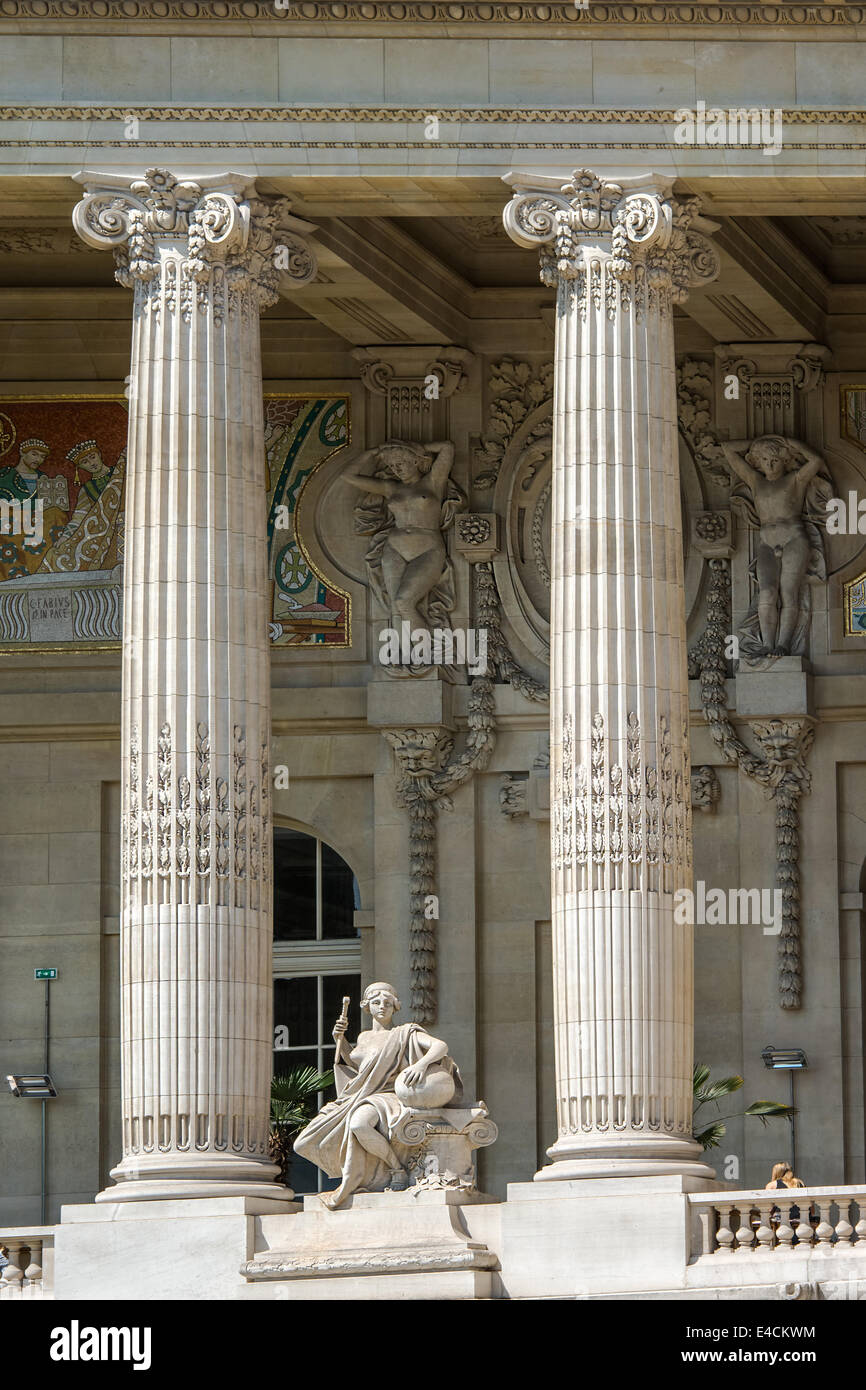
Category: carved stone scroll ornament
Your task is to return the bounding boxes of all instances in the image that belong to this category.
[72,167,316,318]
[353,349,470,443]
[688,559,813,1007]
[2,2,866,26]
[503,169,720,320]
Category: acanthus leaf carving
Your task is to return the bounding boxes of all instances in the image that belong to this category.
[504,169,719,317]
[126,721,264,913]
[72,169,317,317]
[473,357,553,490]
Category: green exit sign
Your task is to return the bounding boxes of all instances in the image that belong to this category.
[34,968,58,980]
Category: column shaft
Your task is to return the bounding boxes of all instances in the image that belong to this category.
[72,170,316,1200]
[505,170,719,1180]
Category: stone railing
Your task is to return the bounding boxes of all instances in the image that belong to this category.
[690,1188,866,1258]
[0,1229,55,1299]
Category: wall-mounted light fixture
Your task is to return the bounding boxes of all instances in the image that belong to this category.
[6,1074,58,1099]
[761,1047,807,1175]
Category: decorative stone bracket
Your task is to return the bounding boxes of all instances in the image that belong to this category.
[353,345,471,442]
[392,1103,498,1192]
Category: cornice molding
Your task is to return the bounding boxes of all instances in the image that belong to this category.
[3,105,866,124]
[0,0,864,27]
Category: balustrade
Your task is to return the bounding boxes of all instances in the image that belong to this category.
[690,1188,866,1258]
[0,1229,53,1298]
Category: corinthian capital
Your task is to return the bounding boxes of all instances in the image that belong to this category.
[72,168,317,310]
[502,168,719,309]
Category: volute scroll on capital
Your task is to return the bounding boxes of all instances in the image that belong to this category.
[72,168,317,308]
[502,168,719,306]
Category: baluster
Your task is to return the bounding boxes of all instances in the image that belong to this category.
[24,1240,43,1284]
[835,1197,855,1248]
[715,1203,735,1253]
[854,1202,866,1246]
[753,1200,777,1253]
[813,1200,835,1247]
[693,1206,715,1257]
[1,1241,24,1287]
[734,1206,755,1252]
[775,1214,796,1250]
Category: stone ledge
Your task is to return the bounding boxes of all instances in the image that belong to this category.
[242,1243,498,1280]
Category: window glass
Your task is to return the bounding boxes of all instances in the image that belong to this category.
[272,829,362,1193]
[273,828,317,940]
[323,975,362,1041]
[321,842,359,939]
[274,977,317,1049]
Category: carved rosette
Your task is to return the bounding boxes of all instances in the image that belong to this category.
[503,168,719,318]
[73,168,317,320]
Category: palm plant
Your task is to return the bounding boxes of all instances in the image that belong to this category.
[693,1063,792,1150]
[269,1066,334,1185]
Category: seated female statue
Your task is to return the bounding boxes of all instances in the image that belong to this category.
[293,981,461,1209]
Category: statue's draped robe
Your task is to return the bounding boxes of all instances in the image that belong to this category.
[294,1022,460,1196]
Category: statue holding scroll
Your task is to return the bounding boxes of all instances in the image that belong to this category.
[293,982,464,1209]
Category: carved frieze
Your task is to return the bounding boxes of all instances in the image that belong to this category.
[2,1,864,25]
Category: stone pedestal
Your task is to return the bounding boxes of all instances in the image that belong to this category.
[735,655,813,718]
[240,1189,501,1301]
[498,1176,716,1300]
[71,168,317,1203]
[55,1196,297,1301]
[503,169,721,1183]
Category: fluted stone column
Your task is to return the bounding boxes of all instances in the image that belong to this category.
[504,169,719,1181]
[73,169,317,1201]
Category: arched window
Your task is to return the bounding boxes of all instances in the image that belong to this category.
[272,825,362,1193]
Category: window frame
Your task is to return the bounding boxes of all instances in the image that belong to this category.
[271,822,362,1194]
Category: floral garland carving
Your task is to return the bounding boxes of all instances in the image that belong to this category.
[688,558,813,1008]
[386,671,496,1024]
[385,564,505,1023]
[474,561,548,703]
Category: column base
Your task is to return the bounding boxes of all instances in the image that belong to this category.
[535,1134,717,1184]
[96,1152,293,1204]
